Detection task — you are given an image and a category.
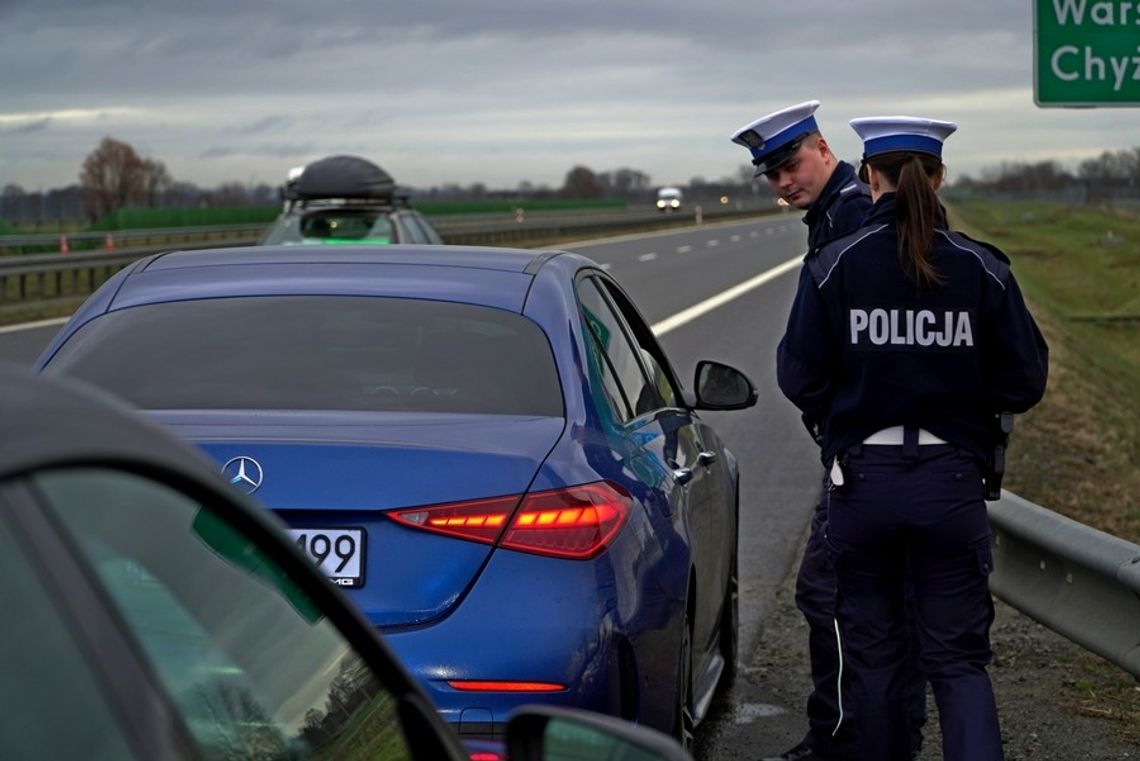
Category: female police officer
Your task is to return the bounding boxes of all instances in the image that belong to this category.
[775,116,1048,761]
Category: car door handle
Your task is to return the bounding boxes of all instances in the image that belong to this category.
[697,450,718,467]
[671,466,694,485]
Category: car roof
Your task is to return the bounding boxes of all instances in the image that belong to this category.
[101,245,580,314]
[144,244,542,273]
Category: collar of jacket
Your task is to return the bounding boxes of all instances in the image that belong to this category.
[802,160,860,231]
[863,193,950,229]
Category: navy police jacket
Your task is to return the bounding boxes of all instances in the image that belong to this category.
[777,194,1049,465]
[803,160,872,250]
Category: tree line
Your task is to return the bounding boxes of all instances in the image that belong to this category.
[1,136,679,226]
[7,135,1137,227]
[953,147,1140,199]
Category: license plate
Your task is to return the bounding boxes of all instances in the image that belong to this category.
[288,527,366,588]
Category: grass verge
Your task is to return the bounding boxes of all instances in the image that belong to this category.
[950,200,1140,542]
[950,199,1140,747]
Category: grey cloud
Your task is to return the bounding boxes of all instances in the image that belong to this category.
[199,143,317,160]
[228,115,293,135]
[7,117,52,134]
[0,0,1124,190]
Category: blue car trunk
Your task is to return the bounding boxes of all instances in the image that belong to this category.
[150,409,565,628]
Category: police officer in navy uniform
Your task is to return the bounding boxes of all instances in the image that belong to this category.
[732,100,870,251]
[735,103,923,761]
[776,116,1048,761]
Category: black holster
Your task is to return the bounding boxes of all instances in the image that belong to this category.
[984,412,1015,501]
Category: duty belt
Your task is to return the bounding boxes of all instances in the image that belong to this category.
[862,426,947,446]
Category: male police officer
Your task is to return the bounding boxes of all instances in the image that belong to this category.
[731,102,915,761]
[731,100,869,250]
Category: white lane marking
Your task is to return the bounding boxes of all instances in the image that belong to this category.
[766,229,773,235]
[733,703,788,724]
[677,245,692,254]
[731,234,741,242]
[638,252,658,262]
[0,316,69,335]
[750,231,758,238]
[557,215,796,250]
[600,262,612,271]
[651,254,802,337]
[706,239,719,247]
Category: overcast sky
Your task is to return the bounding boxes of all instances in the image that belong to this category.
[0,0,1133,192]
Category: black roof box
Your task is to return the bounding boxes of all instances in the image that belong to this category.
[290,155,397,201]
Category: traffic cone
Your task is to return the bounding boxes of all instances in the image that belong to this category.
[104,232,115,250]
[60,235,70,254]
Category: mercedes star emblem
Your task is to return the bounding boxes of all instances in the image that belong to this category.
[221,456,264,495]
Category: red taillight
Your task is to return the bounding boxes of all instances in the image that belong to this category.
[448,680,567,692]
[388,494,519,545]
[388,481,632,559]
[501,482,631,559]
[469,754,501,761]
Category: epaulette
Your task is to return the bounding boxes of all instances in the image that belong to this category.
[953,230,1012,264]
[938,229,1012,284]
[803,224,878,286]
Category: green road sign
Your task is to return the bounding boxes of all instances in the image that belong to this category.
[1035,0,1140,106]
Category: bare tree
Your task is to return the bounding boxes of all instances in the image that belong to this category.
[139,158,172,208]
[561,165,603,198]
[612,167,651,193]
[1078,148,1140,183]
[205,182,251,207]
[79,137,145,220]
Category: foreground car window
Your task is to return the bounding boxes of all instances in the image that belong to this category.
[0,514,136,761]
[34,468,413,761]
[45,296,563,416]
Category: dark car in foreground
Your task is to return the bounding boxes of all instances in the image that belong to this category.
[36,244,758,750]
[261,155,444,246]
[0,365,693,761]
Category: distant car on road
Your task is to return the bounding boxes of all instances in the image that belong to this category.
[0,365,697,761]
[35,244,758,751]
[656,187,683,212]
[261,155,445,246]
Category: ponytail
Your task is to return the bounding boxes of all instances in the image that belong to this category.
[868,152,946,286]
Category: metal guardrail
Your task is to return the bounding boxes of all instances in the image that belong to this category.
[989,491,1140,678]
[0,204,776,255]
[0,224,268,255]
[0,204,776,305]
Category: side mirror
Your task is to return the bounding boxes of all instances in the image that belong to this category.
[507,706,693,761]
[693,360,757,411]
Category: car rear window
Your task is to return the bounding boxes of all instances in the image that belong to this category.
[262,211,394,246]
[45,297,563,417]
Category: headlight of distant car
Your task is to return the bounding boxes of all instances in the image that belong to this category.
[670,199,680,208]
[656,200,666,208]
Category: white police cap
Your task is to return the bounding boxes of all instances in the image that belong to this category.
[730,100,821,174]
[849,116,958,160]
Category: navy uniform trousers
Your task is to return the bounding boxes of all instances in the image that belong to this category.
[825,443,1004,761]
[796,486,926,758]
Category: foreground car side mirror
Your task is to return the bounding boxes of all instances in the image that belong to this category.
[507,705,693,761]
[692,360,758,410]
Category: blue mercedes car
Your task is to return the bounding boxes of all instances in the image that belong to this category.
[35,245,758,750]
